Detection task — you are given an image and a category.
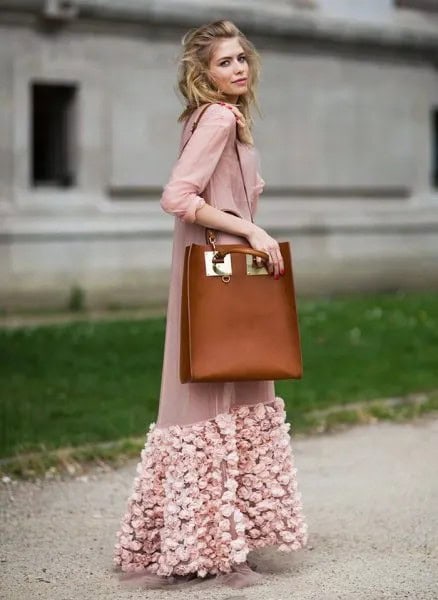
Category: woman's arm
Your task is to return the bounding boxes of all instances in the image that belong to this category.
[194,204,283,278]
[160,103,236,224]
[193,203,253,238]
[160,103,283,277]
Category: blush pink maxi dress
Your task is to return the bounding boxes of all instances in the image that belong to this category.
[113,102,309,587]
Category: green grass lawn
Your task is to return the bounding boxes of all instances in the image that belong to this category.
[1,291,437,460]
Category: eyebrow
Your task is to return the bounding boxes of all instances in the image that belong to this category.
[217,52,245,62]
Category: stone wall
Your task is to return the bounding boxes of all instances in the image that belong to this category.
[0,1,437,310]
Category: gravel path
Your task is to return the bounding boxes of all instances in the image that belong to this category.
[1,416,437,600]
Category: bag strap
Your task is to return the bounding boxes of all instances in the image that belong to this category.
[178,103,254,247]
[178,102,213,159]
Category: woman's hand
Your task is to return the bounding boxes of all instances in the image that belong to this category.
[218,102,254,145]
[216,103,280,276]
[246,224,284,279]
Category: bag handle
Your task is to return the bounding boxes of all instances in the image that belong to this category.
[212,245,269,264]
[178,102,254,246]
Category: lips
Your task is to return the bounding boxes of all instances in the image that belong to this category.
[233,78,247,83]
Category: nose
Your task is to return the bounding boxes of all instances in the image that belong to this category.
[234,60,244,74]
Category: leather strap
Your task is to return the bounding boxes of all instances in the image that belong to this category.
[178,103,213,159]
[178,102,254,246]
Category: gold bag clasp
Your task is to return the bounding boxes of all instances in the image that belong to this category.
[204,251,232,276]
[204,250,269,276]
[246,254,269,275]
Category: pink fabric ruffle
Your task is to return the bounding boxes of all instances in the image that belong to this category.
[113,397,308,581]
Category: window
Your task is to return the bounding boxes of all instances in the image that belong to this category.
[433,108,438,188]
[395,0,438,11]
[31,82,78,187]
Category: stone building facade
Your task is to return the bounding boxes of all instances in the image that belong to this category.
[0,0,437,310]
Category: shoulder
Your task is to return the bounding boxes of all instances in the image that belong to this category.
[195,102,236,129]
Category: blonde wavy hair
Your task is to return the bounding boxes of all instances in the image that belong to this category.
[175,20,262,145]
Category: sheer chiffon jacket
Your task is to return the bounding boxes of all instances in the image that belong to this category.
[113,103,309,581]
[160,102,265,225]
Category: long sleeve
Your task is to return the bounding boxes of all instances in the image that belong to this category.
[160,104,235,224]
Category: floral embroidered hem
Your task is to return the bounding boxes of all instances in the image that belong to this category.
[113,397,308,580]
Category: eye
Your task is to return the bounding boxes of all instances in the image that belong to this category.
[219,55,246,67]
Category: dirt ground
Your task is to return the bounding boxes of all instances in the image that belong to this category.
[1,415,437,600]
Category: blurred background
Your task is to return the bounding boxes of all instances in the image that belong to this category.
[0,0,437,311]
[0,1,437,476]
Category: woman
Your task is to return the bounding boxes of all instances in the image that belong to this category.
[113,19,309,589]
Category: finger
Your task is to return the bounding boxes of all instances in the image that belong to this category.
[226,107,245,128]
[266,252,274,274]
[274,246,284,275]
[273,257,280,278]
[274,244,284,275]
[269,246,280,278]
[227,107,242,125]
[224,103,238,116]
[219,102,236,115]
[234,112,244,126]
[222,104,244,124]
[260,250,270,272]
[256,256,264,268]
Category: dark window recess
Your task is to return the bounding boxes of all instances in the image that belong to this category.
[31,83,77,187]
[433,108,438,189]
[395,0,438,11]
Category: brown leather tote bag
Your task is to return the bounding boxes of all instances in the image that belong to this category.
[178,103,302,383]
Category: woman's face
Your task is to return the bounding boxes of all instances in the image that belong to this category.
[208,37,249,102]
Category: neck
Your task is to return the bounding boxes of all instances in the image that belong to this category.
[223,93,239,104]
